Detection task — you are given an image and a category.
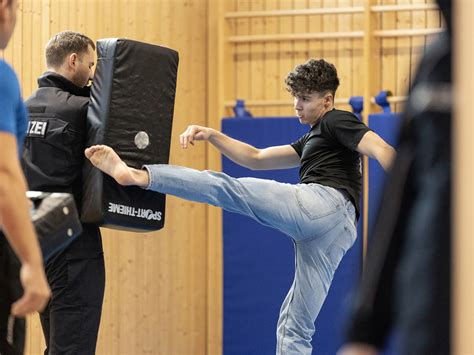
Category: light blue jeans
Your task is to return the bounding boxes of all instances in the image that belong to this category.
[143,164,357,355]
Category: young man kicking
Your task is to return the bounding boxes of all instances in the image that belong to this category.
[85,59,395,354]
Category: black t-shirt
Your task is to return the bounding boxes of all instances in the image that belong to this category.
[291,109,371,219]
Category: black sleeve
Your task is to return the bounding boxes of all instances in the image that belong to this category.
[323,111,371,151]
[290,133,306,157]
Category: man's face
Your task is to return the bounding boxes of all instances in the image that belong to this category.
[0,0,18,50]
[71,45,95,88]
[293,91,330,126]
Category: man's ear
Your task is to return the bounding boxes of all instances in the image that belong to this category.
[324,93,333,107]
[67,53,78,69]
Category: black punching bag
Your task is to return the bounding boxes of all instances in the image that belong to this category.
[82,38,179,231]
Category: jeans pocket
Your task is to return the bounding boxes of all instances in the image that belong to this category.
[325,223,357,269]
[295,184,339,220]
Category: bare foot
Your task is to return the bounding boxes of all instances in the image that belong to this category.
[84,145,148,186]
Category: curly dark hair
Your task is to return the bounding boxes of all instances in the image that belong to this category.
[285,59,340,97]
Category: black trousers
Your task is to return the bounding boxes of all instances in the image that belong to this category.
[40,251,105,355]
[0,234,25,355]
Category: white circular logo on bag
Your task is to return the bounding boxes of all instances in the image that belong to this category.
[134,131,150,149]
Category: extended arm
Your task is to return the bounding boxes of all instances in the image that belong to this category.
[356,131,396,171]
[179,125,300,170]
[0,133,50,316]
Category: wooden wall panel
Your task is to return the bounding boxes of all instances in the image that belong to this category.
[336,0,353,113]
[394,0,412,113]
[293,0,308,95]
[206,1,231,353]
[351,0,364,99]
[249,0,265,117]
[411,0,426,84]
[278,0,294,116]
[234,0,251,116]
[1,1,212,354]
[264,0,280,116]
[454,2,474,352]
[380,0,397,109]
[224,0,441,117]
[322,0,338,80]
[307,0,323,97]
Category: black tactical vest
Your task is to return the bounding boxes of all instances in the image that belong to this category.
[22,72,90,210]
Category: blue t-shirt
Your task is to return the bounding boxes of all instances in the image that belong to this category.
[0,59,28,156]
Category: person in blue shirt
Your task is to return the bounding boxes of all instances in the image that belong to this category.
[0,0,50,353]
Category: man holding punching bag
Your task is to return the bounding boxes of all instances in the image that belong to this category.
[22,31,104,354]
